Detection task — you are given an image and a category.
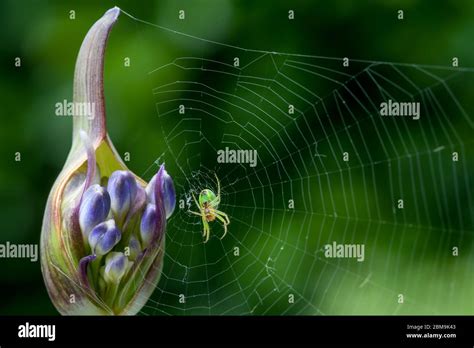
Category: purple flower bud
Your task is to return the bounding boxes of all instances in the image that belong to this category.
[127,183,146,219]
[162,168,176,219]
[88,220,121,256]
[104,252,130,284]
[146,165,176,219]
[140,203,163,247]
[79,184,111,239]
[107,170,138,222]
[145,175,156,203]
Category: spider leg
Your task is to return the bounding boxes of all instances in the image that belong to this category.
[213,209,230,225]
[208,196,220,207]
[208,173,221,207]
[188,210,202,216]
[210,208,230,239]
[213,213,228,240]
[192,192,200,210]
[204,174,222,209]
[214,172,221,199]
[202,216,210,242]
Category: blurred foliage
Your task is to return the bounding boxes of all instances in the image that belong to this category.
[0,0,473,315]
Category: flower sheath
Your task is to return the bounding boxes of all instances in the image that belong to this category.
[40,7,175,315]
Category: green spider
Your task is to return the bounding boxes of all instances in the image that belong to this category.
[189,174,230,243]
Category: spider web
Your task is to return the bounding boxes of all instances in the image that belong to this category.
[118,9,474,315]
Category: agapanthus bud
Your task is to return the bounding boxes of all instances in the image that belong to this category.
[40,7,173,315]
[162,168,176,219]
[107,170,138,223]
[88,220,121,256]
[146,165,176,219]
[103,252,131,284]
[79,184,110,239]
[140,203,163,248]
[126,183,146,223]
[145,174,156,203]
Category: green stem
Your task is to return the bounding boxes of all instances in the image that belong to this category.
[90,255,103,285]
[105,282,119,309]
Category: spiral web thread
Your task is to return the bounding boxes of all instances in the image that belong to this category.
[120,9,474,315]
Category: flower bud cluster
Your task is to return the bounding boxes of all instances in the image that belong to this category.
[78,165,175,307]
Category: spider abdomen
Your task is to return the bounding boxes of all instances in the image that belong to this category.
[206,214,216,222]
[199,189,217,207]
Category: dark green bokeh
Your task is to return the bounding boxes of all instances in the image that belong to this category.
[0,0,473,315]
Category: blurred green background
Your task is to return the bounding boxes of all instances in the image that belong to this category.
[0,0,473,315]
